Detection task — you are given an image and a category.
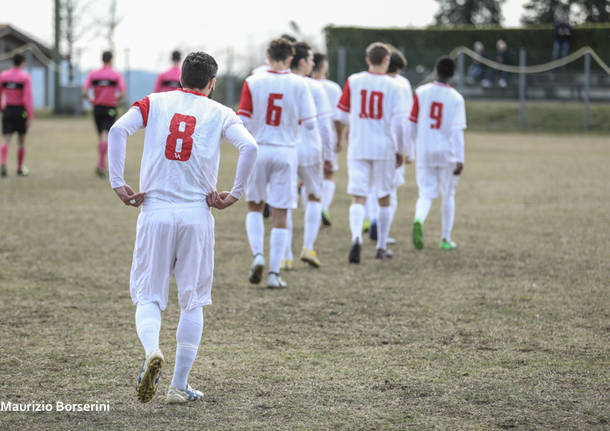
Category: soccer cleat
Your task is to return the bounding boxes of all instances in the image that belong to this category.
[387,237,396,246]
[280,259,293,271]
[362,219,371,233]
[412,219,424,250]
[368,220,378,241]
[348,240,361,264]
[1,164,6,178]
[321,209,332,226]
[166,384,204,404]
[375,248,393,259]
[136,348,164,404]
[17,166,29,176]
[266,272,287,289]
[300,248,321,268]
[95,167,107,178]
[263,203,271,218]
[439,239,457,250]
[248,253,265,284]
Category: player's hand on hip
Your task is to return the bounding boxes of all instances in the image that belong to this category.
[454,162,464,175]
[113,184,146,207]
[206,190,220,207]
[323,160,334,175]
[211,191,238,210]
[404,156,413,165]
[395,153,404,169]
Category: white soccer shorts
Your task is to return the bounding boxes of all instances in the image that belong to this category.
[246,144,298,209]
[298,162,323,199]
[416,164,460,200]
[347,158,396,198]
[130,203,214,312]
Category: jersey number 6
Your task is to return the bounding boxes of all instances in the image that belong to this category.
[266,93,283,126]
[165,113,196,161]
[429,102,443,129]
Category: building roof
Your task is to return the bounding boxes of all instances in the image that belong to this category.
[0,24,54,60]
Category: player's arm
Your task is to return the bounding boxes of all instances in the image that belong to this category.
[451,97,467,175]
[210,120,258,209]
[298,83,317,132]
[81,74,94,104]
[24,74,34,122]
[153,74,162,93]
[335,79,350,125]
[108,105,146,207]
[116,73,127,103]
[237,81,253,130]
[406,92,420,163]
[316,91,334,163]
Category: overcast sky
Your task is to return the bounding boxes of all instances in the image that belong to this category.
[3,0,527,73]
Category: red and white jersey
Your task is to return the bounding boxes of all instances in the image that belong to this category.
[392,74,415,160]
[129,89,247,205]
[297,77,334,166]
[409,81,466,166]
[316,78,342,150]
[237,70,316,147]
[251,63,270,75]
[337,71,408,160]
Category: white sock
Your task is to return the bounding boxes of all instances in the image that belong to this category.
[321,180,335,212]
[284,210,293,260]
[300,186,307,209]
[270,228,288,274]
[135,302,161,357]
[349,203,365,243]
[303,201,322,250]
[415,196,432,223]
[368,193,379,222]
[442,193,455,241]
[246,211,264,256]
[389,189,398,229]
[171,307,203,391]
[377,205,392,250]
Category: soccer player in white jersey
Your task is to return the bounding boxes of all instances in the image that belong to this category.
[238,39,317,288]
[284,41,334,269]
[367,49,414,244]
[311,52,344,227]
[337,42,408,263]
[408,56,466,250]
[107,52,257,404]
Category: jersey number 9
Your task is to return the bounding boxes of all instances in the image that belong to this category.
[429,102,443,129]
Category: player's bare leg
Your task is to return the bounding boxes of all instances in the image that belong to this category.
[375,194,393,259]
[167,306,204,403]
[1,134,10,177]
[349,195,366,263]
[96,130,109,177]
[16,133,27,176]
[246,201,265,284]
[301,192,322,268]
[268,207,288,288]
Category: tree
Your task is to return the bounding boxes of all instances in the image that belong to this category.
[434,0,506,26]
[61,0,93,84]
[521,0,610,25]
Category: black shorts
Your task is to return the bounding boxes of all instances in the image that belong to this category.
[93,105,118,133]
[2,105,28,135]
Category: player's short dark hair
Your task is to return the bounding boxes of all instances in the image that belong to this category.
[181,51,217,89]
[436,56,456,79]
[267,38,295,62]
[290,41,311,70]
[12,53,25,66]
[388,50,407,74]
[280,34,297,43]
[313,52,326,72]
[366,42,390,65]
[171,50,181,62]
[102,51,113,64]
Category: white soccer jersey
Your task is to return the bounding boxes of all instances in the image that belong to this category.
[297,77,333,166]
[392,74,415,160]
[409,81,466,167]
[109,88,255,205]
[237,70,316,147]
[337,71,408,160]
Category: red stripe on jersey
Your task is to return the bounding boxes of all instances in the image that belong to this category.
[338,80,351,113]
[238,81,253,118]
[132,96,150,126]
[409,93,419,123]
[267,69,290,74]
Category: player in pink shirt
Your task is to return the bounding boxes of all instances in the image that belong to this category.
[153,50,182,93]
[82,51,126,177]
[0,53,34,177]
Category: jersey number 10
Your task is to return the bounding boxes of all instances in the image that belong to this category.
[359,90,383,119]
[165,113,197,161]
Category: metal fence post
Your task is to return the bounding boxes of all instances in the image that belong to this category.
[457,50,464,93]
[337,47,346,86]
[584,51,590,131]
[519,48,526,130]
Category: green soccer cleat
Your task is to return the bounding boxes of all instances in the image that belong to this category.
[321,209,332,226]
[412,219,424,250]
[362,219,371,233]
[439,239,457,250]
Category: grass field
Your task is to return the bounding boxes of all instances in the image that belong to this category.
[0,116,608,430]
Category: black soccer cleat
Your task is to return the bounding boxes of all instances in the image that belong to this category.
[375,248,393,260]
[348,240,361,264]
[263,203,271,218]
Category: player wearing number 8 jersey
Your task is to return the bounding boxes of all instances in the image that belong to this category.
[337,42,409,263]
[238,38,317,289]
[108,52,258,404]
[409,56,466,251]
